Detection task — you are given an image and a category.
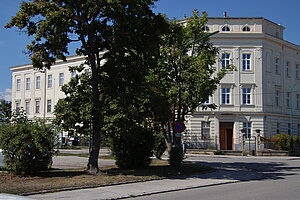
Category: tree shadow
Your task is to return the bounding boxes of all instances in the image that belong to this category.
[176,159,300,182]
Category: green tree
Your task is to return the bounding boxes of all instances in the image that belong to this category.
[151,11,227,148]
[0,111,56,175]
[6,0,166,174]
[0,99,11,124]
[54,66,93,137]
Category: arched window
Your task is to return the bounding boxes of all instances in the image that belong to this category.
[242,26,250,32]
[222,26,230,32]
[202,26,210,31]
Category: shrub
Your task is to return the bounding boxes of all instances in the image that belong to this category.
[271,134,292,151]
[110,126,155,169]
[169,146,183,167]
[0,111,56,175]
[153,132,167,159]
[213,150,224,155]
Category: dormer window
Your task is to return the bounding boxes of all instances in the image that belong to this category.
[242,26,250,32]
[222,26,230,31]
[203,26,210,32]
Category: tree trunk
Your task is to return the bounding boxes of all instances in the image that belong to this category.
[86,53,101,174]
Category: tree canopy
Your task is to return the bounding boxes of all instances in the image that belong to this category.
[6,0,167,174]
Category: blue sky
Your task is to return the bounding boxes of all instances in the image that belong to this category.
[1,0,300,101]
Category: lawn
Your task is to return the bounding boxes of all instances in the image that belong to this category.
[0,159,212,195]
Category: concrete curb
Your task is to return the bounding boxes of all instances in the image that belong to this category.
[110,180,239,200]
[21,178,164,196]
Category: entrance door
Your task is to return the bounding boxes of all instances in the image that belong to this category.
[220,122,234,150]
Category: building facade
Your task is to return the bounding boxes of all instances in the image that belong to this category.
[184,17,300,151]
[10,55,85,120]
[10,17,300,151]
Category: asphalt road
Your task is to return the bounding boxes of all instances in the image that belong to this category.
[129,155,300,200]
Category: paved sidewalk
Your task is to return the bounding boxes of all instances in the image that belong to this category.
[28,160,261,200]
[28,175,238,200]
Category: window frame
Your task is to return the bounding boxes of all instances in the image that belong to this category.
[242,53,251,71]
[47,99,52,113]
[286,61,290,78]
[242,26,250,32]
[222,26,230,32]
[25,77,30,90]
[296,65,299,80]
[242,88,251,105]
[222,87,231,104]
[59,73,64,86]
[286,92,290,108]
[36,76,41,89]
[275,90,280,107]
[25,101,30,114]
[243,122,252,138]
[16,79,21,91]
[221,53,231,69]
[201,121,210,139]
[35,100,40,114]
[47,74,53,88]
[275,58,280,75]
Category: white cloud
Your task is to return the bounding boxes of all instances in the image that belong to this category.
[0,88,12,102]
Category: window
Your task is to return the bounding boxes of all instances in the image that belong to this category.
[298,124,300,136]
[296,94,300,109]
[286,92,290,108]
[48,75,52,88]
[47,99,52,113]
[16,102,20,112]
[25,102,30,114]
[286,62,290,77]
[276,123,280,134]
[296,65,299,79]
[242,88,251,104]
[222,88,231,104]
[201,121,210,139]
[242,54,251,71]
[221,53,230,69]
[243,122,251,138]
[288,123,291,135]
[222,26,230,31]
[202,26,210,31]
[242,26,250,32]
[275,90,280,107]
[71,71,76,78]
[35,100,40,114]
[16,79,21,91]
[275,58,280,75]
[59,73,64,86]
[36,76,40,89]
[203,99,210,104]
[26,78,30,90]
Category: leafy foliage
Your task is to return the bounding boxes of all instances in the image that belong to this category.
[0,100,11,124]
[0,111,56,175]
[7,0,166,174]
[110,126,155,169]
[169,146,183,167]
[54,67,93,136]
[149,10,227,146]
[271,134,292,151]
[153,132,167,159]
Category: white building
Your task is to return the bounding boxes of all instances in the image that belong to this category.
[184,17,300,151]
[10,17,300,151]
[10,55,85,120]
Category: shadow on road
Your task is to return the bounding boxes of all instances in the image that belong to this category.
[181,159,300,182]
